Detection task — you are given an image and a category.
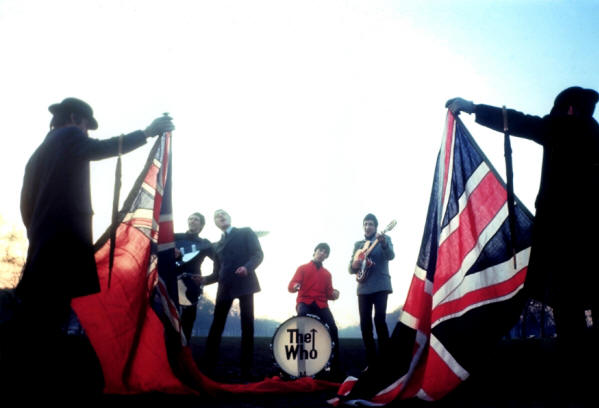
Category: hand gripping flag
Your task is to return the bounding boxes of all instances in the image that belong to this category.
[331,112,534,405]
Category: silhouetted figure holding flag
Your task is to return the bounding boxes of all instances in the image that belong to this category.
[447,87,599,404]
[5,97,174,399]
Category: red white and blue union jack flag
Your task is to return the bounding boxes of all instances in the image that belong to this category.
[72,133,197,393]
[332,112,534,405]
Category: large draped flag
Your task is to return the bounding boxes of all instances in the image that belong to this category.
[71,132,193,393]
[71,133,338,396]
[331,112,534,405]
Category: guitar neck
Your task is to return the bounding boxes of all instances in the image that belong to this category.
[364,226,393,257]
[356,220,396,261]
[364,236,381,257]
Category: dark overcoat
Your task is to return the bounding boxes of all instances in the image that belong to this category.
[475,104,599,309]
[17,126,147,300]
[205,227,263,301]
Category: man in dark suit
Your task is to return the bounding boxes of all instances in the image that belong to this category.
[8,97,174,398]
[201,209,264,380]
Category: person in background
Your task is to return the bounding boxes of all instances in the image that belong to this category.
[349,213,395,369]
[174,212,218,342]
[289,242,343,379]
[201,209,263,381]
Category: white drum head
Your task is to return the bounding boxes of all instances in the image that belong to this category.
[272,315,332,377]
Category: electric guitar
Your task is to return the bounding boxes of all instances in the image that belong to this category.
[353,219,397,283]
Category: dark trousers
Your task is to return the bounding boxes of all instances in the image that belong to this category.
[1,294,103,400]
[297,302,341,372]
[358,291,389,366]
[181,305,197,342]
[204,294,254,374]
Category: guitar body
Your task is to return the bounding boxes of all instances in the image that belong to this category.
[174,236,211,304]
[352,219,397,283]
[356,260,372,282]
[354,250,374,283]
[175,238,202,267]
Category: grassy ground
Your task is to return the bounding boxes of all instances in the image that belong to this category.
[1,328,592,407]
[99,336,589,408]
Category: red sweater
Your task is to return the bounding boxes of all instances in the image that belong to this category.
[288,261,335,309]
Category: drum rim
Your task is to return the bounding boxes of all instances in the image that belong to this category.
[270,314,335,379]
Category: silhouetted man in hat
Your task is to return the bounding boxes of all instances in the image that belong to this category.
[5,97,174,399]
[447,86,599,404]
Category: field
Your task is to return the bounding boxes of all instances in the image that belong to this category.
[98,336,589,408]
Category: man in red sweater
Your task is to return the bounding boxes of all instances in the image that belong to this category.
[288,243,343,378]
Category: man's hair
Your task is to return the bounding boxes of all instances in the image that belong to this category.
[363,213,378,228]
[214,209,230,220]
[189,212,205,226]
[314,242,330,255]
[214,209,230,217]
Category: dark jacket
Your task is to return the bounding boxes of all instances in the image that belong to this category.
[174,232,217,277]
[475,104,599,307]
[174,231,219,304]
[18,126,147,300]
[204,227,263,300]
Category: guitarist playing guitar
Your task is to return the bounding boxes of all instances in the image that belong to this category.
[352,219,397,283]
[349,213,395,368]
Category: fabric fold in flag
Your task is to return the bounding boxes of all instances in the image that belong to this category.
[71,132,193,394]
[331,112,534,406]
[71,133,339,397]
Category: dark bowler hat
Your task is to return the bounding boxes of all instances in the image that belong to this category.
[49,97,99,130]
[551,86,599,117]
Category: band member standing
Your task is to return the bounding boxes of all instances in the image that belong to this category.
[349,213,395,368]
[201,209,263,380]
[174,212,218,342]
[288,242,343,378]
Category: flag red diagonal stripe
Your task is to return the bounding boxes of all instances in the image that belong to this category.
[434,172,506,289]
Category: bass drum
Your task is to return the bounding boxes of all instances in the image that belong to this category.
[271,314,333,378]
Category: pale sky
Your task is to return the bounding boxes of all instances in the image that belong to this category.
[1,0,598,328]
